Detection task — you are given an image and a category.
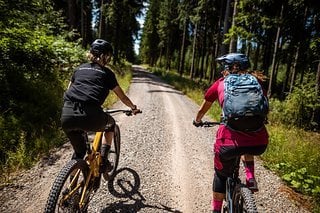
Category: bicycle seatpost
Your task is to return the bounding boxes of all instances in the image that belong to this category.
[83,133,92,155]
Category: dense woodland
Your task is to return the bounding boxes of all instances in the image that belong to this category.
[0,0,143,170]
[0,0,319,206]
[141,0,320,96]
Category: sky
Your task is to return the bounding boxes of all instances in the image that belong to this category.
[91,1,146,55]
[134,6,147,55]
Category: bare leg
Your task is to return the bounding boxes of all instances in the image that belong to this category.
[102,131,114,146]
[100,131,114,172]
[242,154,254,161]
[212,192,225,212]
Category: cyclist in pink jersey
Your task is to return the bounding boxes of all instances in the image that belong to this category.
[193,53,269,213]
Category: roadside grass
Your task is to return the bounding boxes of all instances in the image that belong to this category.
[150,67,221,121]
[103,63,133,108]
[148,66,320,211]
[261,124,320,211]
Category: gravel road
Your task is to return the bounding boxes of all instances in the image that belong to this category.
[0,66,313,212]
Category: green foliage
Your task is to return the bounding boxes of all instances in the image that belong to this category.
[262,124,320,201]
[0,0,140,181]
[0,0,66,34]
[150,66,221,120]
[0,0,87,177]
[277,164,320,197]
[103,63,133,108]
[6,132,33,169]
[104,0,143,63]
[269,74,319,130]
[0,27,86,171]
[140,0,161,65]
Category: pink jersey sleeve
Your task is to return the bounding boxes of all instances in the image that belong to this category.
[204,78,224,105]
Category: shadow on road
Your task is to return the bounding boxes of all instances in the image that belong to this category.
[131,67,182,93]
[103,167,182,213]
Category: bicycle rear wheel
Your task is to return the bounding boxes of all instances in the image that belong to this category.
[104,124,120,180]
[44,159,89,213]
[233,185,258,213]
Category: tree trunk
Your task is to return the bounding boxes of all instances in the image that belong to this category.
[67,0,77,31]
[273,39,284,81]
[200,11,208,81]
[166,39,171,71]
[289,45,300,93]
[253,43,260,70]
[80,0,85,46]
[179,17,188,76]
[210,43,217,82]
[267,3,283,98]
[316,60,320,97]
[205,52,210,80]
[159,48,163,67]
[220,0,232,55]
[312,60,320,127]
[299,7,309,85]
[99,0,105,38]
[229,0,238,53]
[216,0,224,56]
[246,41,252,58]
[210,0,224,81]
[84,0,93,46]
[281,47,293,99]
[190,23,198,80]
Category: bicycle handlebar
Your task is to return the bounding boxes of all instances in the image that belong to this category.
[197,121,221,127]
[104,109,142,116]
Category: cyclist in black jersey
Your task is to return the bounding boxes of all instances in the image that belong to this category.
[61,39,141,174]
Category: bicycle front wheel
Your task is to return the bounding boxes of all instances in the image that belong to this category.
[44,159,89,213]
[233,185,258,213]
[105,124,120,180]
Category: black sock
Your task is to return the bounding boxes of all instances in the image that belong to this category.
[101,144,111,159]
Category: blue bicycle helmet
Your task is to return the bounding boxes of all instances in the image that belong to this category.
[90,39,113,56]
[216,53,250,71]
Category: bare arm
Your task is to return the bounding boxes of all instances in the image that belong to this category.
[112,85,138,110]
[195,100,213,122]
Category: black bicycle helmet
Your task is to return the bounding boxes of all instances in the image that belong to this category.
[216,53,250,71]
[90,39,113,56]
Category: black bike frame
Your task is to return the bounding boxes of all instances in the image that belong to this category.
[225,156,241,213]
[199,121,257,213]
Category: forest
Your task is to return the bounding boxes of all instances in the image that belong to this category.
[0,0,319,209]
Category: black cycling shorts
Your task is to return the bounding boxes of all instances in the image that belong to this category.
[213,145,267,193]
[60,101,115,159]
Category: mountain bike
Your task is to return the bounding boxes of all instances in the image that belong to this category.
[199,121,258,213]
[44,109,136,213]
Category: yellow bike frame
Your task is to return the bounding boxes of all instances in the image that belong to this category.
[80,131,104,208]
[61,131,104,209]
[56,109,132,211]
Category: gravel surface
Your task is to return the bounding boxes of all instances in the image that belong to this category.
[0,66,313,212]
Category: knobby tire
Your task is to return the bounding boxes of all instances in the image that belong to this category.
[44,159,89,213]
[233,185,258,213]
[105,124,120,180]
